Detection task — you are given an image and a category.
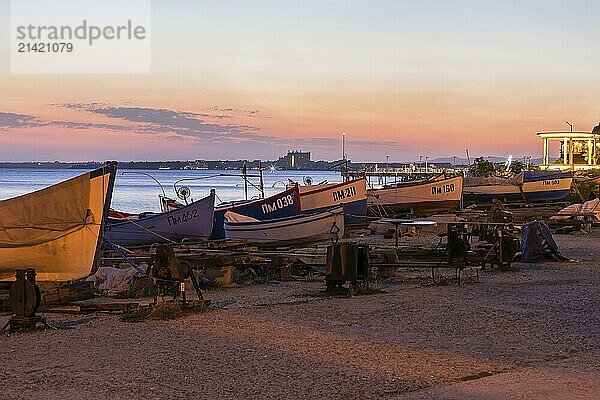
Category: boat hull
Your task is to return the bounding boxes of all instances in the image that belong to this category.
[368,175,463,216]
[0,163,117,281]
[224,206,345,247]
[211,186,301,240]
[297,177,368,223]
[463,171,573,204]
[106,193,215,247]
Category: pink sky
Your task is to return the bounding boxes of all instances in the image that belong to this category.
[1,1,599,162]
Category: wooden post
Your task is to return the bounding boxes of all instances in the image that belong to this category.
[497,227,503,269]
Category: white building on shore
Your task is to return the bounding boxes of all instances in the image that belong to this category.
[538,131,600,171]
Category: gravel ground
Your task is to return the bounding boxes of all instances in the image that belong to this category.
[2,231,600,399]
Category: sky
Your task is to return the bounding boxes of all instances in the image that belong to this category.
[1,0,599,163]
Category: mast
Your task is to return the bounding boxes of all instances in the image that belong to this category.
[259,161,265,198]
[243,163,248,201]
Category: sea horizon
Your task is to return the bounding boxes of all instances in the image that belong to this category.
[0,167,344,213]
[0,154,544,167]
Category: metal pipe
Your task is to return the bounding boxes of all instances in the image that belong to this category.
[121,171,166,198]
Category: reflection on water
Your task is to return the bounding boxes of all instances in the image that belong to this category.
[0,169,342,213]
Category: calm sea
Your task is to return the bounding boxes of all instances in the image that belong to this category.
[0,168,342,213]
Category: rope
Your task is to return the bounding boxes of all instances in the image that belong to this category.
[111,217,180,245]
[329,220,340,244]
[0,220,100,230]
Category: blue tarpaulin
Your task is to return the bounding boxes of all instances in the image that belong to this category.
[519,221,564,262]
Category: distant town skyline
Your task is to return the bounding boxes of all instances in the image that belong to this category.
[2,1,600,162]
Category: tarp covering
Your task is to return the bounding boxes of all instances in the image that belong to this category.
[465,171,573,187]
[519,221,564,262]
[463,175,521,187]
[86,266,144,296]
[551,198,600,221]
[0,173,92,247]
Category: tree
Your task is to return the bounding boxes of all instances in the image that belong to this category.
[469,157,495,177]
[508,160,526,174]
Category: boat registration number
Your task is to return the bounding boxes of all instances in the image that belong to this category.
[542,179,561,186]
[431,184,455,195]
[333,186,357,201]
[261,194,295,214]
[167,209,198,226]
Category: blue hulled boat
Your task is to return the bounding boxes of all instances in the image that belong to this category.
[463,171,573,204]
[211,185,301,239]
[106,192,215,247]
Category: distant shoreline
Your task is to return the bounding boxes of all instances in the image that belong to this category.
[0,161,442,171]
[0,158,501,171]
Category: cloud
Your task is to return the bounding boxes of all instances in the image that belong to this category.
[0,112,45,129]
[3,106,270,146]
[2,106,403,160]
[0,111,127,132]
[210,106,260,117]
[62,104,400,152]
[51,121,128,131]
[63,103,268,143]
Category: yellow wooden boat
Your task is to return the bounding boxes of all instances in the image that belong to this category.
[0,162,117,281]
[368,174,463,216]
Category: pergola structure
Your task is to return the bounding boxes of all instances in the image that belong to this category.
[538,131,600,171]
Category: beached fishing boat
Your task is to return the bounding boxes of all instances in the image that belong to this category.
[296,177,368,222]
[0,162,117,281]
[211,185,301,239]
[105,192,215,247]
[462,171,573,204]
[368,174,463,216]
[224,206,345,247]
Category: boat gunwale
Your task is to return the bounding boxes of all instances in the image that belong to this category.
[368,174,462,192]
[225,206,344,231]
[297,176,367,197]
[215,185,301,214]
[92,162,118,274]
[107,192,215,228]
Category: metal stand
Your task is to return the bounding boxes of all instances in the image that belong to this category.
[1,269,52,333]
[2,315,51,333]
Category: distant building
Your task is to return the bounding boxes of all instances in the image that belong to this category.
[183,160,209,170]
[275,151,312,170]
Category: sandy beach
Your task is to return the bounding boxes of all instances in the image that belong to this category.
[2,231,600,400]
[5,1,600,398]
